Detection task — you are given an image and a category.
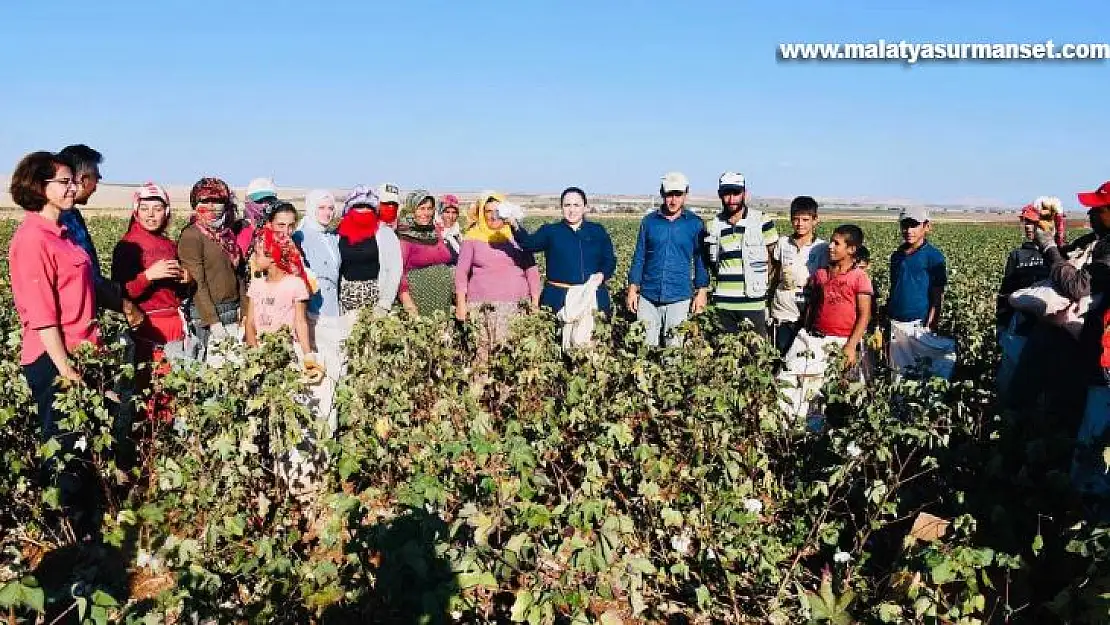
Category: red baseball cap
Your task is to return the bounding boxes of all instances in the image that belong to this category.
[1077,181,1110,209]
[1019,203,1039,221]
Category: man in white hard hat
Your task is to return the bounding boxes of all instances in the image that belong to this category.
[703,172,779,338]
[626,171,710,347]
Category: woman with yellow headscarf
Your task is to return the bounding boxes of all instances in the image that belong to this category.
[454,192,541,353]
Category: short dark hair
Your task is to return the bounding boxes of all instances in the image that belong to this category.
[57,144,103,177]
[790,196,819,217]
[832,224,865,249]
[560,186,588,206]
[856,245,871,263]
[267,201,299,222]
[9,151,76,212]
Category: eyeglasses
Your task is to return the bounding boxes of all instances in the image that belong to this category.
[45,178,79,188]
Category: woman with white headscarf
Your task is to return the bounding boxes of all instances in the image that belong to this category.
[294,190,345,430]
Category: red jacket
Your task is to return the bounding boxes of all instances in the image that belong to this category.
[111,220,187,345]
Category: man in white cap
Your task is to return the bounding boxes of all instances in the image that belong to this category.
[626,171,710,347]
[703,172,779,338]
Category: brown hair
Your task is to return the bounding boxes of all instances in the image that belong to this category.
[9,151,75,212]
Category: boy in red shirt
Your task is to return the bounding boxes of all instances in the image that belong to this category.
[804,225,873,367]
[778,225,872,424]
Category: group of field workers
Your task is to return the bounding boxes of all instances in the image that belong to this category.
[994,185,1110,497]
[6,143,1110,538]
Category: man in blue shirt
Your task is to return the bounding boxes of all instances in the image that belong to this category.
[58,144,143,327]
[626,172,710,347]
[887,206,947,329]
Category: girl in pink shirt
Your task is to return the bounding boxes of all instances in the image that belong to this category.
[244,210,322,380]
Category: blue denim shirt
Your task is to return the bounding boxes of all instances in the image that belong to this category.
[513,220,617,312]
[294,220,342,318]
[627,209,710,304]
[59,208,103,279]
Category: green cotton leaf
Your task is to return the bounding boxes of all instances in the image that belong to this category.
[661,507,683,527]
[1032,533,1044,556]
[224,515,246,537]
[695,585,712,609]
[1102,446,1110,470]
[38,437,61,460]
[458,571,497,589]
[627,557,656,575]
[931,561,956,585]
[91,589,118,608]
[510,589,534,622]
[23,584,44,614]
[42,487,60,510]
[878,603,902,622]
[0,581,21,608]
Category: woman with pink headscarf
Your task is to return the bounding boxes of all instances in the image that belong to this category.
[112,182,193,365]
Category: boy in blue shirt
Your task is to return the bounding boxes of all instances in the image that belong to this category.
[887,206,947,329]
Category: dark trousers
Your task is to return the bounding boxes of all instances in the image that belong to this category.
[771,320,801,355]
[719,308,768,338]
[23,354,100,540]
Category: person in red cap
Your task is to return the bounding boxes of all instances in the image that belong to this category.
[1037,181,1110,496]
[995,202,1053,400]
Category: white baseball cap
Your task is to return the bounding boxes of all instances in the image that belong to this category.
[899,206,930,223]
[246,177,276,201]
[718,171,746,192]
[377,183,401,204]
[660,172,689,194]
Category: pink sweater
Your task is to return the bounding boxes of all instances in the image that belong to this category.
[455,239,541,303]
[400,237,453,293]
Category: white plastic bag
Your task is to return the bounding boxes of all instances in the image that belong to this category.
[1007,242,1095,339]
[557,274,603,351]
[889,320,957,380]
[777,329,848,424]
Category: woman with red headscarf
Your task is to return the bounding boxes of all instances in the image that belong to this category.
[177,177,245,362]
[112,183,192,365]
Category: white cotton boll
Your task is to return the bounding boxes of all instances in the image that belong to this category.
[1036,196,1063,215]
[846,442,862,458]
[743,498,763,514]
[834,551,852,564]
[74,436,87,452]
[671,532,692,555]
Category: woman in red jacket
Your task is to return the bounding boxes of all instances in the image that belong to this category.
[111,183,192,373]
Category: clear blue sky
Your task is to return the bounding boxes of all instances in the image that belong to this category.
[1,0,1107,206]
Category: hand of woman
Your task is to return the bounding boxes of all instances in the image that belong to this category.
[145,259,183,281]
[455,302,468,322]
[59,364,82,384]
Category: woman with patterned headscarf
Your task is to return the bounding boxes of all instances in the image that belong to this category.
[336,185,403,323]
[436,194,465,264]
[177,177,246,362]
[112,182,193,366]
[397,191,455,316]
[454,191,541,353]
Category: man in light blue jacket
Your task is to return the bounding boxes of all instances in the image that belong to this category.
[626,172,710,347]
